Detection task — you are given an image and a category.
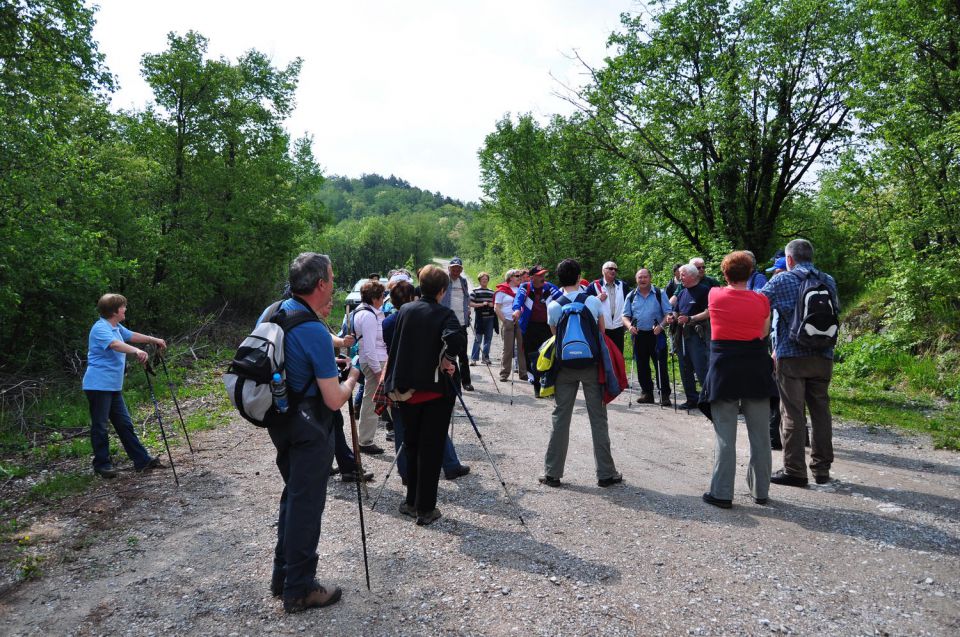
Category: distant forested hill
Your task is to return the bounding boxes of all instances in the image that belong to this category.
[308,174,477,286]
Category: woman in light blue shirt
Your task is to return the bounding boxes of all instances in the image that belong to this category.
[83,294,167,478]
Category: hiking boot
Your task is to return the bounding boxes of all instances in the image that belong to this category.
[636,392,655,404]
[598,474,623,488]
[659,395,672,407]
[482,358,492,365]
[283,582,342,613]
[499,375,509,382]
[462,384,474,391]
[770,469,808,488]
[753,496,769,505]
[677,401,698,410]
[702,492,733,509]
[416,508,442,526]
[341,470,374,483]
[136,457,164,473]
[814,472,830,485]
[94,465,118,479]
[538,475,561,487]
[359,444,384,455]
[398,502,416,518]
[444,465,470,480]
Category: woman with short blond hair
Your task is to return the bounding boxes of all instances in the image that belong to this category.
[83,294,167,478]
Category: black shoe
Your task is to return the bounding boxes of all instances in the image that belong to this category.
[499,375,509,382]
[94,465,118,479]
[398,502,416,518]
[136,457,164,473]
[482,358,492,366]
[538,475,561,487]
[271,572,285,597]
[770,438,783,451]
[770,469,808,488]
[636,392,654,404]
[416,508,442,526]
[753,496,769,505]
[814,473,830,485]
[598,474,623,488]
[359,444,384,455]
[283,582,342,613]
[444,465,470,480]
[462,384,474,392]
[660,396,672,407]
[677,401,698,410]
[329,465,341,476]
[341,470,374,483]
[702,492,733,509]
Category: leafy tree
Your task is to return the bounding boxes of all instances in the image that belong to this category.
[577,0,860,259]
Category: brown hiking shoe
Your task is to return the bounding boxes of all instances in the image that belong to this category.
[283,582,342,613]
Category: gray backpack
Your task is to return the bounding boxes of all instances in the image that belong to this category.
[223,301,317,427]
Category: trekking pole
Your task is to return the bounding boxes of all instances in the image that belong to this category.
[626,343,633,410]
[143,362,179,487]
[156,353,194,454]
[653,320,665,410]
[370,441,403,511]
[346,399,371,590]
[448,376,533,538]
[671,349,678,414]
[484,361,502,394]
[347,399,369,500]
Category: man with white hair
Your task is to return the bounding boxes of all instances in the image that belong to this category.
[690,257,722,288]
[761,239,839,487]
[674,263,711,410]
[585,261,628,353]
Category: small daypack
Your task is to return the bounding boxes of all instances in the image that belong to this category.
[224,301,318,428]
[555,293,601,368]
[788,268,839,350]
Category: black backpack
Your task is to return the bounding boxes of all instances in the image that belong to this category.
[788,269,839,350]
[555,293,601,368]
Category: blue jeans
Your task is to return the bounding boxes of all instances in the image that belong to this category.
[679,330,709,402]
[85,390,152,470]
[471,315,496,361]
[390,405,462,479]
[268,398,335,600]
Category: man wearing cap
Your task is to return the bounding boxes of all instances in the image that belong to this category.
[585,261,629,354]
[441,257,473,391]
[512,265,559,397]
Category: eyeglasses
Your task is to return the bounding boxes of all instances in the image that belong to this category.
[606,267,618,272]
[511,274,521,278]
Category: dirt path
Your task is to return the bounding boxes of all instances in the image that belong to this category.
[1,332,958,635]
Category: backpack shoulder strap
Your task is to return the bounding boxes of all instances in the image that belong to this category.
[556,294,571,306]
[574,292,588,304]
[274,310,319,333]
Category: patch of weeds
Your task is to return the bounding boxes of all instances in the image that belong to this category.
[126,535,139,547]
[15,552,44,581]
[29,472,95,501]
[830,386,960,450]
[0,462,29,478]
[0,517,21,538]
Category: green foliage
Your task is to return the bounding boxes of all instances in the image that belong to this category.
[477,113,618,275]
[28,472,94,501]
[308,174,474,285]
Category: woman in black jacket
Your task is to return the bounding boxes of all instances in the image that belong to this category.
[383,264,466,525]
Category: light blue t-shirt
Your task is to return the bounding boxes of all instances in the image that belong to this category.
[547,290,603,327]
[82,318,134,391]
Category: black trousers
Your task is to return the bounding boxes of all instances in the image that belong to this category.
[268,398,335,600]
[605,326,625,354]
[456,325,471,387]
[632,330,670,394]
[523,321,552,394]
[400,395,455,514]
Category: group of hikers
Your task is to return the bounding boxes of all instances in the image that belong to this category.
[82,237,839,614]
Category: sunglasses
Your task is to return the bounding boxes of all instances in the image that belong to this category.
[606,267,618,272]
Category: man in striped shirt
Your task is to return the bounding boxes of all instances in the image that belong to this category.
[469,272,497,365]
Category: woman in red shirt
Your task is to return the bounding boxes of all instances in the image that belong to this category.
[700,251,775,509]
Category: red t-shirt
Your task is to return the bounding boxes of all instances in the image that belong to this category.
[528,285,550,324]
[708,287,770,341]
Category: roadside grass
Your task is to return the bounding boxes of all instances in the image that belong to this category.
[28,472,95,501]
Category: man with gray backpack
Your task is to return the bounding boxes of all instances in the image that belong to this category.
[539,258,622,489]
[761,239,840,488]
[227,253,361,613]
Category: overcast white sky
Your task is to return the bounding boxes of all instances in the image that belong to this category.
[91,0,637,203]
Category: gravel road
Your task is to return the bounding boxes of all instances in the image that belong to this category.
[1,334,958,636]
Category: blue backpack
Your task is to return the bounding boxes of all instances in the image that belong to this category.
[555,293,600,368]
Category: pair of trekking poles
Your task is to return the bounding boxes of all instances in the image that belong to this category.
[141,351,195,487]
